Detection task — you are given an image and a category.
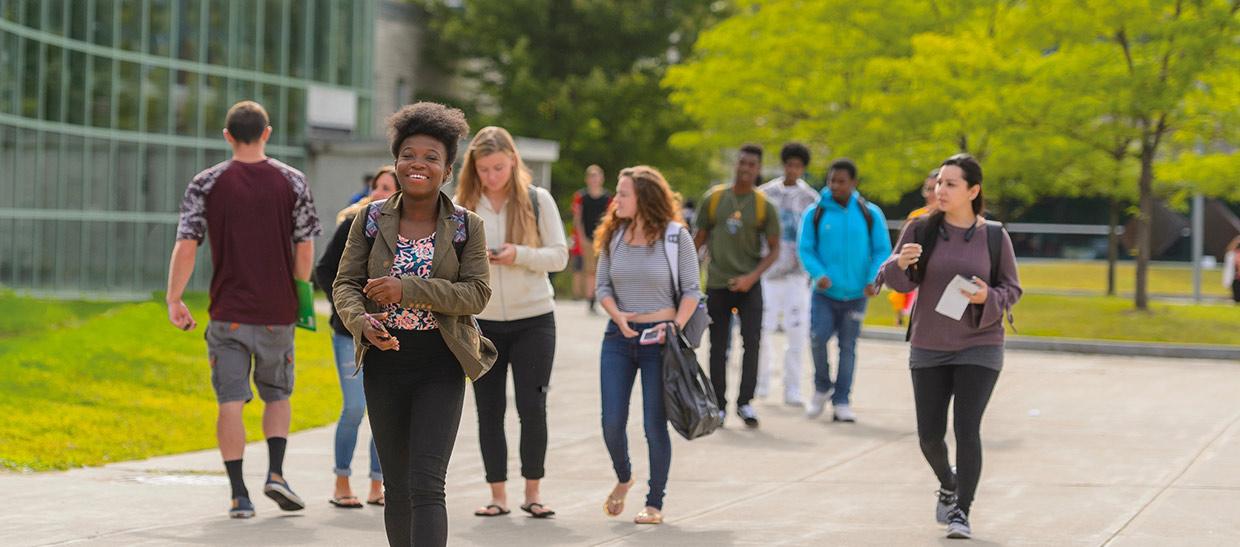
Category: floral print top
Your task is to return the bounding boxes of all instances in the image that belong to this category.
[383,233,439,331]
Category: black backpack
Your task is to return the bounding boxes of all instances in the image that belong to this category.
[904,217,1009,341]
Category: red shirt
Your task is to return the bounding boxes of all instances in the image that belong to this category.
[176,158,321,324]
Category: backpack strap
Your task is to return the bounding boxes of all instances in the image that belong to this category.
[753,188,767,227]
[985,220,1014,333]
[664,223,682,298]
[363,199,385,248]
[705,184,729,227]
[527,185,541,224]
[451,205,470,262]
[811,195,874,249]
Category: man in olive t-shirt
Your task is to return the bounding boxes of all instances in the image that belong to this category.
[694,143,781,428]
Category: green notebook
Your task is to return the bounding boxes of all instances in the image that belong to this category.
[295,279,316,331]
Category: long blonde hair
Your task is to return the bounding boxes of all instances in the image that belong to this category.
[455,126,541,246]
[594,166,683,255]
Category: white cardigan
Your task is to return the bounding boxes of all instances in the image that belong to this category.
[1225,251,1236,288]
[470,186,569,321]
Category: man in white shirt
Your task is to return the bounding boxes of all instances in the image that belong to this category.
[756,143,821,406]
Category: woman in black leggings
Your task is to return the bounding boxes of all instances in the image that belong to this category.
[881,154,1021,540]
[334,102,496,546]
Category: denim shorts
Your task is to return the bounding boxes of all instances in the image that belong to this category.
[205,321,295,403]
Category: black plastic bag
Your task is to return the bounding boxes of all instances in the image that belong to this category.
[662,326,723,440]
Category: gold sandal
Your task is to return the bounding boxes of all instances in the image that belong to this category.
[634,510,663,525]
[604,480,634,517]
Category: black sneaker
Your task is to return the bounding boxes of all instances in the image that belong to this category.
[935,489,957,524]
[945,507,971,539]
[736,404,759,428]
[229,496,255,519]
[263,478,306,511]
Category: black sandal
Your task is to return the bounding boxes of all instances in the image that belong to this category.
[474,504,510,517]
[521,502,556,519]
[330,495,363,509]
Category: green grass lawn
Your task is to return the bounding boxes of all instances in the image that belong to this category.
[1017,260,1230,297]
[0,290,127,338]
[0,293,343,471]
[866,291,1240,346]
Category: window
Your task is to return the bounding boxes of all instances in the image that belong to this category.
[20,37,39,117]
[148,0,172,56]
[334,0,353,85]
[144,66,171,133]
[66,51,88,125]
[89,56,113,128]
[313,0,331,82]
[116,61,140,130]
[174,71,201,136]
[205,0,229,65]
[42,45,64,122]
[261,0,285,74]
[177,0,203,61]
[0,32,17,114]
[117,0,142,52]
[93,0,116,47]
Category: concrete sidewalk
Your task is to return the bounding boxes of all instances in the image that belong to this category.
[6,303,1240,546]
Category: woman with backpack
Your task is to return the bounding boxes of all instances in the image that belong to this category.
[332,102,496,546]
[880,153,1021,540]
[454,126,568,519]
[594,166,700,525]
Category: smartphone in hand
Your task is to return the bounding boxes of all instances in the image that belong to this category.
[638,326,665,345]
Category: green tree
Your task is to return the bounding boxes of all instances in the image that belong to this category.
[667,0,1240,310]
[415,0,727,204]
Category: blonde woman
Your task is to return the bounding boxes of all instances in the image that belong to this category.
[594,166,700,525]
[455,126,568,518]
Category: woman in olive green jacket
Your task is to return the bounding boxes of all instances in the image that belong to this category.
[333,102,496,547]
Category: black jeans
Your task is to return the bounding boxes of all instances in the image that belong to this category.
[911,364,1000,516]
[706,285,763,409]
[364,329,465,547]
[473,312,556,483]
[1232,279,1239,303]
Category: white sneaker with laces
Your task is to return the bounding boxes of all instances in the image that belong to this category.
[805,390,831,419]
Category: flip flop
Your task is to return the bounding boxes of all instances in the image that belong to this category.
[330,495,363,509]
[521,502,556,519]
[473,504,510,517]
[366,496,385,506]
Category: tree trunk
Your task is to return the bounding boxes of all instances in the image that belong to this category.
[1135,140,1155,311]
[1107,195,1119,296]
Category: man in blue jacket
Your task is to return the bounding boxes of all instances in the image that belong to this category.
[797,159,892,422]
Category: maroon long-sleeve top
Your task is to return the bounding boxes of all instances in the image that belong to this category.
[881,220,1022,351]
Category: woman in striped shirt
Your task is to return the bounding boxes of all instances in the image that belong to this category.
[594,166,701,525]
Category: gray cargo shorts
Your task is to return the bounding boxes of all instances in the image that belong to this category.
[205,321,296,404]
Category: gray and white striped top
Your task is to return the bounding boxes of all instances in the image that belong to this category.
[595,224,702,314]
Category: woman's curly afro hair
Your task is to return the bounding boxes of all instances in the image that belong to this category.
[387,102,470,165]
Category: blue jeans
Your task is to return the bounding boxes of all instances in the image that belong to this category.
[809,294,867,405]
[600,321,672,510]
[332,333,382,481]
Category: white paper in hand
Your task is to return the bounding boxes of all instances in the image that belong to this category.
[935,275,980,321]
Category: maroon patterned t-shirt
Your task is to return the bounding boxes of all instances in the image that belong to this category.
[176,158,321,324]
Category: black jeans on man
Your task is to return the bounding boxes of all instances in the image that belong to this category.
[473,312,557,483]
[706,285,764,410]
[364,329,465,547]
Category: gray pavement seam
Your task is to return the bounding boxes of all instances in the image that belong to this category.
[589,431,916,546]
[1099,407,1240,546]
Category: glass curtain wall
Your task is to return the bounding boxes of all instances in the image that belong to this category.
[0,0,375,296]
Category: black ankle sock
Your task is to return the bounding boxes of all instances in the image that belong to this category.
[267,437,287,479]
[224,459,248,499]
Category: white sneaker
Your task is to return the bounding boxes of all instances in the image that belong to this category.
[784,392,804,407]
[805,391,831,419]
[832,404,857,423]
[945,507,972,539]
[736,404,760,428]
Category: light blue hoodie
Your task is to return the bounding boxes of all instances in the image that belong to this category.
[796,190,892,301]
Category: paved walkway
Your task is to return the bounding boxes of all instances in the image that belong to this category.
[6,303,1240,546]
